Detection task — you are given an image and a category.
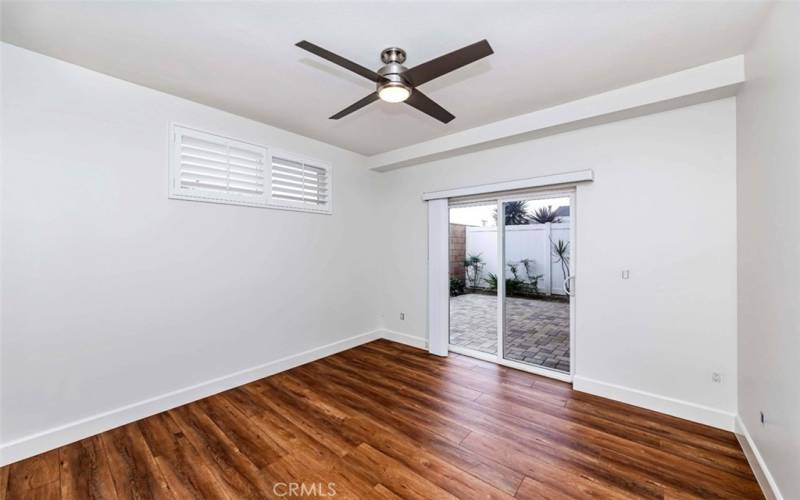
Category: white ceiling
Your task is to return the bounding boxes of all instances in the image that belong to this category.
[2,1,770,156]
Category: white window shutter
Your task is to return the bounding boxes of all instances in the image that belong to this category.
[169,125,332,214]
[170,126,269,207]
[268,152,332,214]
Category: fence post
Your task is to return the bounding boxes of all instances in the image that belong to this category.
[544,222,552,295]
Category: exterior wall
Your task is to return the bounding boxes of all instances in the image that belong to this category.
[448,223,466,283]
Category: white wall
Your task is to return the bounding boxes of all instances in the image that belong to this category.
[736,2,800,498]
[0,44,382,457]
[379,98,738,427]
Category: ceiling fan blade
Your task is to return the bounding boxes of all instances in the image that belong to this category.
[405,90,455,124]
[404,39,493,87]
[329,92,380,119]
[296,40,386,83]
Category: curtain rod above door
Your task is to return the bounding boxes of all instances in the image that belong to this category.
[421,169,593,201]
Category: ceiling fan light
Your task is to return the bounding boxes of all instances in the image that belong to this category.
[378,83,411,103]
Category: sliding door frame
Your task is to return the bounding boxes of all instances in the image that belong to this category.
[446,188,577,383]
[431,171,591,383]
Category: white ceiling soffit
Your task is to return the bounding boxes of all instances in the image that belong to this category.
[1,1,770,156]
[368,56,745,171]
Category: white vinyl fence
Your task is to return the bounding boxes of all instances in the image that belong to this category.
[465,223,571,295]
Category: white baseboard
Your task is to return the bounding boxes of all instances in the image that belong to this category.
[378,329,428,350]
[735,415,783,500]
[572,375,736,431]
[0,329,382,467]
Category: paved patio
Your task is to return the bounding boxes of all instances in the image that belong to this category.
[449,293,570,372]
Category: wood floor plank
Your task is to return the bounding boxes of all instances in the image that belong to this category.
[472,393,761,498]
[59,436,118,500]
[166,403,272,499]
[364,341,536,389]
[514,475,628,500]
[0,340,763,499]
[336,348,484,402]
[300,358,474,444]
[266,450,378,499]
[247,394,383,497]
[9,483,61,500]
[359,342,567,407]
[101,423,173,500]
[462,430,659,499]
[566,394,739,447]
[6,450,60,499]
[289,364,525,495]
[278,357,516,499]
[137,412,229,500]
[0,466,8,500]
[350,348,756,500]
[344,443,457,500]
[344,416,514,500]
[244,381,361,458]
[193,395,285,468]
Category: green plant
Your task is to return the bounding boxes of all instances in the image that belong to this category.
[530,205,562,224]
[506,278,524,294]
[519,258,543,294]
[552,239,571,291]
[507,262,520,280]
[449,278,465,297]
[485,272,525,295]
[493,200,530,225]
[463,253,485,289]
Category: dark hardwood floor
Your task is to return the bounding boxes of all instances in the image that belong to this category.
[0,339,762,499]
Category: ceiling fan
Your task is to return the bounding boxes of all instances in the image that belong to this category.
[296,39,494,124]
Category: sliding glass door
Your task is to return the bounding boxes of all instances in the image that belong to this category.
[448,190,575,380]
[448,202,498,357]
[499,192,574,375]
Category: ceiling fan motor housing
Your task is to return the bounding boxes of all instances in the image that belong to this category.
[377,47,411,96]
[380,47,406,64]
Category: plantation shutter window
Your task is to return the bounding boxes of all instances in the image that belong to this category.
[268,153,332,214]
[170,126,269,206]
[169,125,332,214]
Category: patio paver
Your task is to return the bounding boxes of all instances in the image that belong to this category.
[449,293,570,372]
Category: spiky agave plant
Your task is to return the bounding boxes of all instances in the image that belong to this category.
[530,205,562,224]
[520,258,543,294]
[552,239,571,291]
[493,201,530,225]
[463,253,485,288]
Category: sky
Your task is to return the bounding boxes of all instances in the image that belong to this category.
[449,197,570,226]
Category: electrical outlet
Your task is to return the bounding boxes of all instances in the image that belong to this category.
[400,312,405,320]
[621,270,630,279]
[760,411,766,425]
[712,372,722,383]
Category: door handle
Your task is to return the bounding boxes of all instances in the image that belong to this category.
[563,275,575,296]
